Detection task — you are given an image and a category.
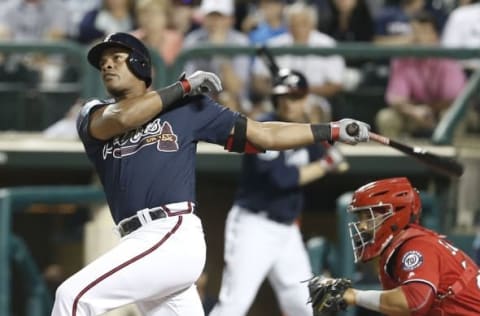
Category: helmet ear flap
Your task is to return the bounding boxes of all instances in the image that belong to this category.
[127,50,152,87]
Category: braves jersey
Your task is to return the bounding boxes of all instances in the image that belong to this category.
[234,113,324,224]
[379,225,480,315]
[77,95,239,223]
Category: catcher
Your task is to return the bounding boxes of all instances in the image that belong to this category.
[308,177,480,315]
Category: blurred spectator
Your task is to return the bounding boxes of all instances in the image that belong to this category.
[0,0,73,89]
[132,0,183,67]
[375,11,467,138]
[373,0,449,45]
[242,0,288,45]
[323,0,375,42]
[183,0,251,113]
[170,0,201,35]
[62,0,100,38]
[0,0,71,41]
[252,2,346,122]
[373,0,424,45]
[441,1,480,71]
[77,0,136,44]
[242,0,288,118]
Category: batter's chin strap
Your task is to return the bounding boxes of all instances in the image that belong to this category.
[224,115,265,154]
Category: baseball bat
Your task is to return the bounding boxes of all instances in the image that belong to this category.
[256,46,280,78]
[346,123,464,178]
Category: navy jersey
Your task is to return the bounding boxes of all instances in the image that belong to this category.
[77,95,238,223]
[234,113,325,223]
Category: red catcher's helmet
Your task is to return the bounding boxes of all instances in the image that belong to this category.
[87,32,152,87]
[347,177,421,263]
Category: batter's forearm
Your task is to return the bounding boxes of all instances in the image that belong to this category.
[248,121,329,150]
[105,81,190,129]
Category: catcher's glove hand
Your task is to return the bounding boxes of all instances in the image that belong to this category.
[307,276,352,315]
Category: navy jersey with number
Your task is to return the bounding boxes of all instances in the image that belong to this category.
[77,95,238,223]
[234,113,324,223]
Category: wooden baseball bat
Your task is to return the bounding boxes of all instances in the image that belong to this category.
[256,46,280,77]
[346,123,464,178]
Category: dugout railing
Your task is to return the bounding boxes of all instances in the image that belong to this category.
[0,42,167,131]
[1,41,480,144]
[0,186,105,316]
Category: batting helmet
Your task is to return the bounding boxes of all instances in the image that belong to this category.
[87,32,152,87]
[347,177,421,263]
[271,68,309,97]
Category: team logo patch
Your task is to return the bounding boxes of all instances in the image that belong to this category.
[401,251,423,271]
[103,118,179,159]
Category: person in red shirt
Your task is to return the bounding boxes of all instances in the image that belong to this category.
[317,177,480,315]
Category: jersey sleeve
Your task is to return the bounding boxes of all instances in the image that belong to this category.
[393,238,441,292]
[190,96,239,145]
[76,99,110,148]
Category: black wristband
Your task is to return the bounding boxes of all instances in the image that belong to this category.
[310,124,331,142]
[156,82,184,111]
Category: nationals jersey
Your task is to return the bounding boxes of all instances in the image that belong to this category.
[234,113,324,224]
[380,225,480,315]
[77,95,238,223]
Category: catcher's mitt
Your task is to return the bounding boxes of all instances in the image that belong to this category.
[307,276,352,314]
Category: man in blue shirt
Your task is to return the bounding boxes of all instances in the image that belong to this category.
[50,32,370,316]
[210,70,347,316]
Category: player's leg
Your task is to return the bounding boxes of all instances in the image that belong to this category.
[136,284,204,316]
[51,214,205,316]
[268,224,313,316]
[208,206,280,316]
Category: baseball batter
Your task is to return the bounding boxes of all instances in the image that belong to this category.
[50,32,370,316]
[209,69,347,316]
[308,177,480,315]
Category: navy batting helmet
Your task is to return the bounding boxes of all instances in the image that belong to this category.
[87,32,152,87]
[271,69,309,97]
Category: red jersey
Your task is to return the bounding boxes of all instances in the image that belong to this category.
[379,225,480,315]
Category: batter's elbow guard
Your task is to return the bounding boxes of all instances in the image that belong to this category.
[224,136,265,153]
[224,115,265,154]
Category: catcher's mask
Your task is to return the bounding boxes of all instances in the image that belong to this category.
[87,32,152,87]
[271,68,309,107]
[347,177,421,263]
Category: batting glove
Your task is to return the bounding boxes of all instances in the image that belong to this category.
[330,118,370,145]
[179,71,223,96]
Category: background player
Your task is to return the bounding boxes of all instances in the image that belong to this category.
[308,177,480,315]
[51,32,370,315]
[209,69,347,316]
